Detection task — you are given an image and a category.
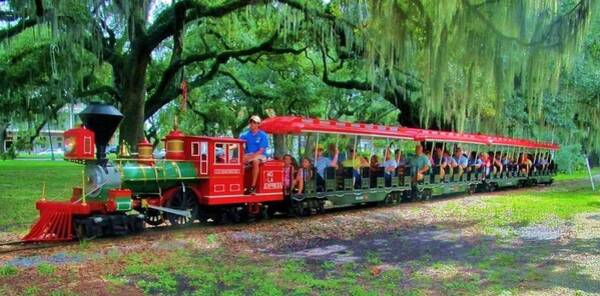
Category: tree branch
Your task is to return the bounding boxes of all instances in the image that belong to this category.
[0,18,37,42]
[464,0,590,48]
[145,0,259,54]
[219,70,277,101]
[76,85,120,102]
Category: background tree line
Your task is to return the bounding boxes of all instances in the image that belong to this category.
[1,0,599,170]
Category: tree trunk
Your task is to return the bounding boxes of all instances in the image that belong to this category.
[0,120,8,154]
[118,52,150,150]
[273,134,285,159]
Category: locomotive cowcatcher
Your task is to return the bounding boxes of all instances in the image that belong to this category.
[23,103,284,242]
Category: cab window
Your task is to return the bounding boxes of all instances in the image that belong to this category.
[215,143,226,163]
[228,144,239,164]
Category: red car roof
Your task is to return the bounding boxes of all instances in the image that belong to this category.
[260,116,559,150]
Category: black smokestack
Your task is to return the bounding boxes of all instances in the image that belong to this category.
[79,103,123,166]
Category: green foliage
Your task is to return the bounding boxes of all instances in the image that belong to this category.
[555,143,588,173]
[2,0,598,155]
[0,145,17,160]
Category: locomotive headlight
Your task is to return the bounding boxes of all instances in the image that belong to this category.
[64,137,76,153]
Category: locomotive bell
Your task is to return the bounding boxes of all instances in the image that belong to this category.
[79,103,123,166]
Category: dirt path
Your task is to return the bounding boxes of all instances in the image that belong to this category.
[1,178,599,295]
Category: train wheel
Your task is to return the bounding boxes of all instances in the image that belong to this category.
[145,208,164,226]
[488,183,496,192]
[402,190,416,202]
[319,202,326,214]
[422,189,433,201]
[166,187,198,226]
[466,185,476,195]
[378,195,390,206]
[292,201,309,217]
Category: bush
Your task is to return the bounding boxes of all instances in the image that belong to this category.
[555,143,587,173]
[0,146,16,160]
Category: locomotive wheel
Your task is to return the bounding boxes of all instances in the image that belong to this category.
[166,187,199,226]
[74,219,93,240]
[145,208,164,226]
[127,215,145,233]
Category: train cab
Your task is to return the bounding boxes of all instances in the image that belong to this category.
[163,130,285,207]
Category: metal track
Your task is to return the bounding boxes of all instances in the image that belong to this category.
[0,241,76,255]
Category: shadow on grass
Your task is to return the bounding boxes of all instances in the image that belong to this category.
[587,201,600,208]
[269,221,600,294]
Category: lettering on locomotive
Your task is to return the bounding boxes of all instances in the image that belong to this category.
[263,171,283,190]
[214,169,241,175]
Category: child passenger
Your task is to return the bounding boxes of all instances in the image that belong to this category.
[282,154,297,193]
[294,157,313,193]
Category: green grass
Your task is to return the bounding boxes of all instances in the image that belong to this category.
[433,186,600,230]
[36,263,56,276]
[554,167,600,182]
[113,249,418,296]
[0,160,81,232]
[0,265,18,278]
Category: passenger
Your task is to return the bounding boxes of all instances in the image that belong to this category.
[282,154,297,193]
[501,153,510,167]
[410,144,431,183]
[369,154,380,173]
[535,154,548,171]
[453,148,469,171]
[382,149,398,186]
[314,144,338,190]
[395,149,407,167]
[342,147,361,186]
[327,143,343,166]
[359,153,370,167]
[431,147,447,178]
[294,157,313,193]
[493,152,503,174]
[426,149,434,167]
[240,115,269,195]
[519,153,532,175]
[469,151,483,172]
[480,152,491,176]
[443,150,456,176]
[431,147,442,167]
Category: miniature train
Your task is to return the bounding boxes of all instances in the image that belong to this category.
[22,103,557,242]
